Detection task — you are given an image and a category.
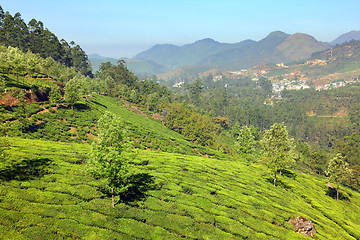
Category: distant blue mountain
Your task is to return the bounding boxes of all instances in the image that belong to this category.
[88,53,107,59]
[134,31,328,72]
[91,31,334,75]
[134,37,243,69]
[331,31,360,45]
[89,55,170,75]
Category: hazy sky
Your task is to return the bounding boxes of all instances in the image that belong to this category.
[2,0,360,58]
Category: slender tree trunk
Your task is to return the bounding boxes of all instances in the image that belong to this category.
[111,187,115,208]
[274,166,277,186]
[336,183,339,202]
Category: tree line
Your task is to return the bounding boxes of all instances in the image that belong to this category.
[0,5,91,76]
[169,74,360,192]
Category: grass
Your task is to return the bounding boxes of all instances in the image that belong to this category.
[1,137,360,239]
[88,95,231,159]
[1,73,57,91]
[2,92,231,159]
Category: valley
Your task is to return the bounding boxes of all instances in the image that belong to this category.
[1,4,360,239]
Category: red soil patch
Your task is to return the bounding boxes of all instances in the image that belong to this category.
[38,108,50,114]
[152,113,165,121]
[0,92,38,106]
[68,127,77,134]
[0,94,18,106]
[86,133,97,140]
[28,107,50,120]
[129,106,148,118]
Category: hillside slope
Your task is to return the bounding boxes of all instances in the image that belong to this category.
[197,31,289,70]
[90,95,229,159]
[133,31,330,76]
[331,31,360,45]
[134,38,243,70]
[1,137,359,239]
[276,33,330,62]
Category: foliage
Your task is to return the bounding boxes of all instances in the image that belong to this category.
[261,123,293,186]
[333,133,360,166]
[235,125,256,157]
[1,137,360,239]
[0,44,79,83]
[64,77,80,108]
[164,102,217,147]
[0,137,9,160]
[94,95,229,159]
[94,61,173,113]
[326,153,353,201]
[88,111,133,207]
[0,6,91,75]
[0,99,100,143]
[185,78,203,104]
[0,74,5,93]
[214,116,230,130]
[48,86,62,105]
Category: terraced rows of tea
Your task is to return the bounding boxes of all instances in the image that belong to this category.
[90,95,229,159]
[1,137,359,239]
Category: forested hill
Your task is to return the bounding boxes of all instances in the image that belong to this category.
[313,39,360,61]
[0,5,91,76]
[133,31,329,74]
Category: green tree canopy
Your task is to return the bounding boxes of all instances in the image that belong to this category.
[235,125,256,157]
[88,111,133,207]
[261,123,293,186]
[49,86,62,105]
[326,153,352,202]
[0,5,91,75]
[64,77,80,109]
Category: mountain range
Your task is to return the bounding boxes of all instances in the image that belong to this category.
[330,30,360,45]
[89,30,360,76]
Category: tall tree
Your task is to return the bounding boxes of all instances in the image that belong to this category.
[88,111,133,207]
[64,77,80,109]
[12,12,28,50]
[186,78,203,104]
[49,86,62,106]
[0,6,92,74]
[235,125,256,157]
[326,153,352,202]
[28,19,44,54]
[69,42,92,76]
[261,123,293,186]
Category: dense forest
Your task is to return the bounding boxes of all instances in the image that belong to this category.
[0,6,91,76]
[171,74,360,189]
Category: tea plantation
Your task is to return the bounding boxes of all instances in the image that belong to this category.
[1,92,360,239]
[1,136,360,239]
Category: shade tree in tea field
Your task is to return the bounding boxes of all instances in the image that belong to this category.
[88,111,134,207]
[326,153,352,202]
[261,123,293,186]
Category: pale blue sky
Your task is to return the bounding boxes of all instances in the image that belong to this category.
[2,0,360,58]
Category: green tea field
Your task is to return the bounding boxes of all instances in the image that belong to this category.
[1,137,359,239]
